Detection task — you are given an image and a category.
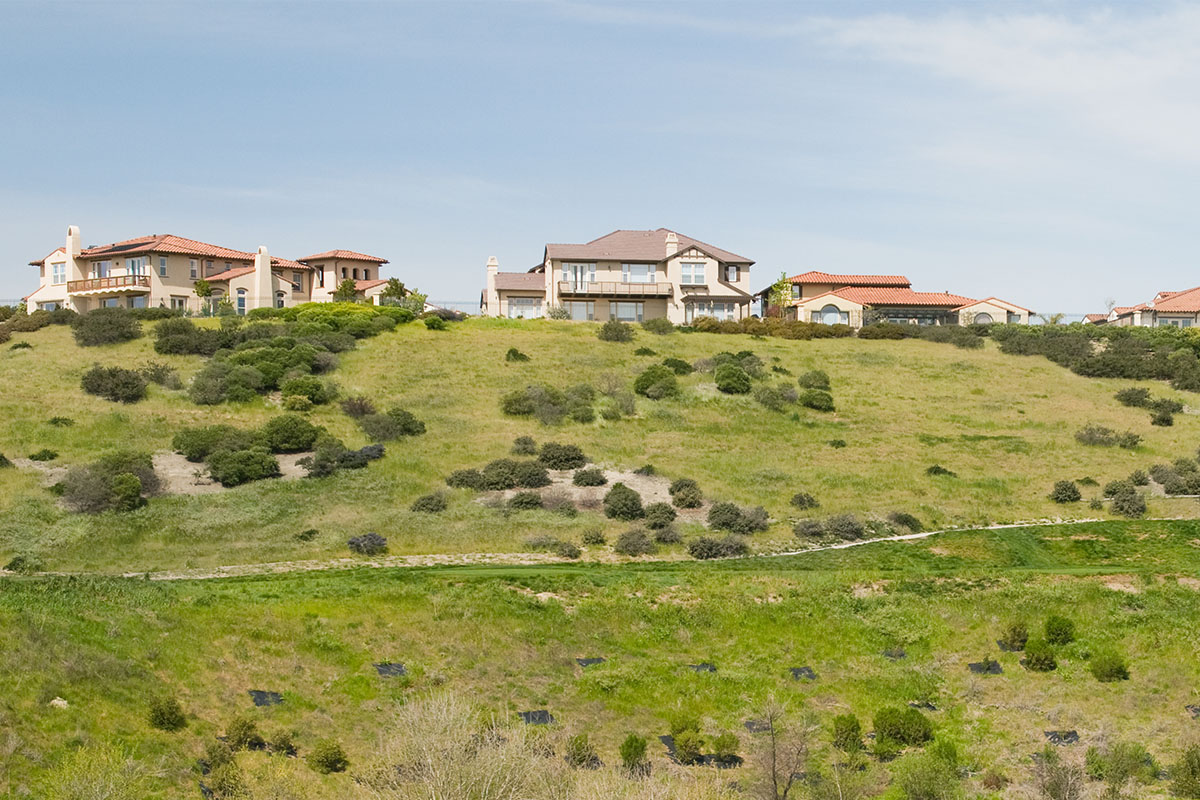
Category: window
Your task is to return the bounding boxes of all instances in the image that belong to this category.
[352,268,360,280]
[680,262,705,285]
[126,257,148,276]
[685,301,737,323]
[612,301,644,322]
[507,296,543,319]
[236,289,246,315]
[128,295,147,309]
[362,268,371,281]
[564,301,595,321]
[92,260,112,278]
[725,265,739,282]
[973,312,994,324]
[622,263,654,284]
[561,262,595,288]
[189,259,198,279]
[1007,312,1022,324]
[791,285,801,299]
[50,262,66,285]
[37,302,62,311]
[318,271,325,288]
[170,296,187,310]
[101,297,120,308]
[341,267,348,279]
[224,262,232,271]
[276,291,286,309]
[159,256,168,277]
[820,304,848,325]
[205,260,214,274]
[292,271,303,287]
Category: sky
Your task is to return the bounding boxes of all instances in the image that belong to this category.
[2,0,1199,313]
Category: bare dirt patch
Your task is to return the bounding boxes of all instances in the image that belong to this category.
[11,458,67,487]
[152,451,310,495]
[1100,575,1142,594]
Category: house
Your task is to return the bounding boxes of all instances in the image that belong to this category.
[758,271,1031,327]
[1092,288,1200,328]
[25,226,390,314]
[482,228,755,323]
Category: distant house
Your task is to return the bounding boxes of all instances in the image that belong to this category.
[1089,288,1200,328]
[482,228,755,323]
[25,225,390,314]
[758,271,1031,327]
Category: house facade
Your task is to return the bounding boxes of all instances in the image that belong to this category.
[1089,289,1200,328]
[760,271,1031,327]
[482,228,755,324]
[26,226,390,314]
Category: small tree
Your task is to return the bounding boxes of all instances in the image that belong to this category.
[766,271,792,319]
[379,277,407,302]
[620,733,649,776]
[332,278,359,302]
[1034,746,1085,800]
[752,699,815,800]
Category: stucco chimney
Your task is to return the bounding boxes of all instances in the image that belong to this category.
[253,246,273,310]
[65,225,83,283]
[486,256,499,316]
[665,230,678,258]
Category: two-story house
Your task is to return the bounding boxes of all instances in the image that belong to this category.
[482,228,755,324]
[26,226,389,314]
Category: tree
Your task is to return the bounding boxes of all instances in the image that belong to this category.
[1038,312,1066,326]
[332,278,359,302]
[379,277,407,302]
[193,278,212,297]
[766,271,792,319]
[1034,746,1085,800]
[751,698,815,800]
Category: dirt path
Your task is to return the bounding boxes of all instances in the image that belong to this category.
[8,515,1190,583]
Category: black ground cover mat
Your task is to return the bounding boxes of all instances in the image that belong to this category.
[1044,730,1079,745]
[968,660,1002,674]
[687,662,717,673]
[790,666,817,680]
[576,657,605,667]
[248,690,283,707]
[374,662,407,677]
[518,710,555,725]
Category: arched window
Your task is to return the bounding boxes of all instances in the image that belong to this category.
[821,304,844,325]
[363,268,371,281]
[974,312,993,324]
[352,268,360,280]
[236,288,246,315]
[275,291,286,309]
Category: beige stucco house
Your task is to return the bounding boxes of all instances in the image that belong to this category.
[26,226,390,314]
[482,228,755,324]
[1088,288,1200,328]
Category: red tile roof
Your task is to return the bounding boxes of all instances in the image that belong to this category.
[1150,285,1200,313]
[272,257,311,270]
[952,296,1033,313]
[355,279,387,291]
[1083,314,1109,323]
[203,267,256,282]
[787,270,911,287]
[79,234,261,261]
[494,272,546,291]
[300,250,389,264]
[28,247,65,266]
[806,287,977,308]
[544,229,752,265]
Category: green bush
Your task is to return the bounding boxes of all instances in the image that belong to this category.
[832,714,862,752]
[633,365,680,399]
[81,365,147,403]
[673,730,705,766]
[307,739,349,774]
[446,469,486,490]
[29,448,57,461]
[619,733,649,773]
[926,464,956,477]
[798,389,835,412]
[507,491,544,510]
[207,448,280,487]
[410,493,448,513]
[511,435,537,455]
[282,394,314,412]
[1090,649,1130,682]
[1171,743,1200,799]
[793,518,824,538]
[481,458,521,490]
[358,407,426,441]
[662,357,694,375]
[172,425,259,462]
[572,467,607,486]
[888,511,923,532]
[1049,480,1081,503]
[895,752,962,800]
[688,534,749,559]
[147,696,187,731]
[565,733,599,768]
[1152,409,1175,426]
[268,730,296,756]
[505,347,530,362]
[581,529,606,546]
[999,621,1029,651]
[1110,489,1147,518]
[604,483,645,520]
[423,315,447,331]
[714,363,751,394]
[1129,469,1149,486]
[71,307,142,346]
[790,492,819,509]
[348,532,388,555]
[798,369,831,390]
[826,514,865,540]
[873,706,934,746]
[280,375,335,405]
[110,473,145,512]
[508,461,547,488]
[340,395,376,418]
[1045,615,1075,646]
[640,317,674,335]
[598,319,634,342]
[1114,387,1151,407]
[711,731,739,764]
[260,414,321,453]
[1023,638,1057,671]
[538,442,588,470]
[1075,424,1141,448]
[613,528,656,556]
[0,453,11,469]
[669,477,703,508]
[707,502,769,534]
[643,502,677,530]
[226,716,265,751]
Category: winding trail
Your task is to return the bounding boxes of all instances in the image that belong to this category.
[5,515,1182,583]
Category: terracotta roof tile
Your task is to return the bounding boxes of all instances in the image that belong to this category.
[1150,285,1200,313]
[806,287,977,308]
[545,228,752,265]
[494,272,546,291]
[1084,314,1109,323]
[355,279,387,291]
[787,271,911,287]
[29,247,65,266]
[80,234,261,261]
[300,250,389,264]
[203,267,256,282]
[952,296,1033,313]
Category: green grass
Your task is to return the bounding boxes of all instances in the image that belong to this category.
[2,317,1199,573]
[3,520,1200,797]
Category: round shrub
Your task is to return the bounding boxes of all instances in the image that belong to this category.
[674,730,705,766]
[633,365,679,399]
[1152,410,1175,426]
[669,477,703,508]
[873,706,933,746]
[226,716,265,751]
[598,319,634,342]
[554,540,582,559]
[147,696,187,731]
[208,763,246,797]
[573,467,607,486]
[1110,490,1147,518]
[999,621,1028,651]
[798,369,831,390]
[790,492,819,510]
[798,389,835,412]
[714,363,751,394]
[641,317,675,335]
[446,469,486,490]
[348,532,388,555]
[207,448,280,487]
[110,473,145,512]
[173,425,259,462]
[358,408,426,441]
[1103,479,1134,498]
[832,714,862,753]
[260,414,321,453]
[653,525,681,544]
[1023,638,1057,672]
[280,375,334,405]
[538,442,588,470]
[81,365,147,403]
[512,461,551,488]
[505,347,531,362]
[604,483,645,520]
[340,395,377,418]
[826,514,865,541]
[481,459,520,490]
[708,502,768,533]
[282,394,314,412]
[1129,469,1149,486]
[410,493,448,513]
[793,518,824,538]
[662,357,694,375]
[511,435,537,455]
[581,529,606,545]
[887,511,923,532]
[1090,649,1130,682]
[71,307,142,346]
[1044,615,1075,645]
[423,315,447,331]
[507,491,544,510]
[613,528,656,556]
[643,502,677,530]
[29,448,58,461]
[307,739,349,774]
[688,534,749,559]
[1049,480,1081,503]
[620,734,649,773]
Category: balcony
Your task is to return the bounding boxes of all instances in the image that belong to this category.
[558,281,672,298]
[67,275,152,294]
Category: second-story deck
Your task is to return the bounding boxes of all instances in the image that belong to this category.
[557,281,673,298]
[67,275,152,294]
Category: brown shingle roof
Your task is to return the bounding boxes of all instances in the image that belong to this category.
[299,250,389,264]
[787,271,911,287]
[806,287,976,308]
[544,228,752,265]
[494,272,545,291]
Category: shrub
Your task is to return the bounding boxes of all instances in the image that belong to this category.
[268,730,296,756]
[581,529,606,546]
[358,407,426,440]
[0,453,11,469]
[573,467,607,486]
[564,733,599,768]
[613,528,656,556]
[205,739,235,771]
[147,696,187,731]
[653,525,681,544]
[446,469,486,490]
[260,414,321,453]
[280,375,334,405]
[512,435,538,455]
[790,492,819,510]
[307,739,349,774]
[1171,743,1200,799]
[1129,469,1149,486]
[1049,480,1081,503]
[173,425,259,462]
[507,491,544,510]
[604,483,644,519]
[506,461,547,488]
[999,621,1029,651]
[707,502,769,533]
[641,317,674,335]
[873,706,934,746]
[826,513,865,540]
[798,389,835,412]
[662,357,694,375]
[832,714,862,752]
[481,459,521,490]
[208,763,246,797]
[138,361,181,389]
[505,347,530,362]
[207,448,280,487]
[669,477,703,508]
[81,365,147,403]
[1090,649,1129,682]
[282,394,314,412]
[1150,397,1185,415]
[1024,638,1057,671]
[895,753,961,800]
[793,518,824,538]
[410,493,448,513]
[29,448,58,461]
[798,369,831,390]
[110,473,145,512]
[714,363,751,394]
[674,731,705,766]
[1045,615,1076,645]
[688,534,749,559]
[554,540,582,559]
[926,464,956,477]
[1110,489,1147,518]
[71,307,142,346]
[754,385,794,411]
[423,315,447,330]
[340,395,376,418]
[643,502,677,529]
[633,365,680,399]
[598,319,634,342]
[227,716,265,751]
[348,532,388,555]
[633,463,656,475]
[1075,424,1141,449]
[619,733,649,773]
[711,731,740,764]
[47,416,74,427]
[1114,387,1151,407]
[1152,409,1175,426]
[538,442,588,469]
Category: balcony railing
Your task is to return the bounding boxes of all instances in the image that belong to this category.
[67,275,152,293]
[558,281,672,298]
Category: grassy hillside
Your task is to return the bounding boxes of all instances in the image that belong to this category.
[3,520,1200,798]
[2,318,1199,572]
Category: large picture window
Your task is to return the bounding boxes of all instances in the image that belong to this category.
[564,301,595,321]
[680,262,705,285]
[507,296,543,319]
[686,301,737,323]
[622,263,654,284]
[612,302,644,322]
[820,304,848,325]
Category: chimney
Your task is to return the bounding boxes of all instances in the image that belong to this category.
[65,225,84,283]
[665,230,678,258]
[486,256,500,316]
[253,246,273,309]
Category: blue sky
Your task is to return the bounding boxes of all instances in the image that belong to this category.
[2,0,1198,313]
